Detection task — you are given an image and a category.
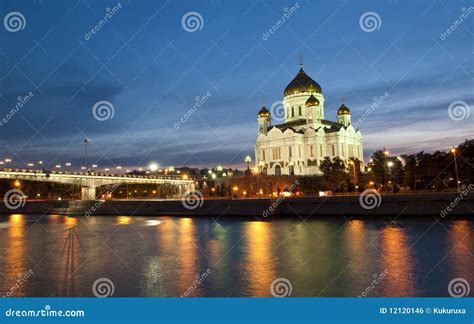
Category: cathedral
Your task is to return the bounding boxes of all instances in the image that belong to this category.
[255,62,364,176]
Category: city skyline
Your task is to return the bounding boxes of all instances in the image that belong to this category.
[0,0,472,170]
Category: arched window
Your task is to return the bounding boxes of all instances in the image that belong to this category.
[275,165,281,176]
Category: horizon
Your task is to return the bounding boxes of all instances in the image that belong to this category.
[0,0,472,170]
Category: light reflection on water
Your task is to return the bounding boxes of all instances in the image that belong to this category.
[0,214,472,297]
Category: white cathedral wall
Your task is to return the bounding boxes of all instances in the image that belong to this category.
[256,129,364,175]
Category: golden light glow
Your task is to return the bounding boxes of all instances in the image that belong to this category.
[245,222,275,295]
[116,216,132,225]
[64,216,78,227]
[232,186,239,192]
[379,226,414,296]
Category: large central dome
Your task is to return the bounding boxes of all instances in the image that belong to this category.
[284,65,322,97]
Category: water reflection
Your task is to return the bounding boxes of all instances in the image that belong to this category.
[379,225,415,296]
[116,216,132,225]
[59,224,80,296]
[345,220,368,287]
[4,214,26,296]
[244,221,275,296]
[177,218,198,295]
[448,220,473,280]
[0,214,472,297]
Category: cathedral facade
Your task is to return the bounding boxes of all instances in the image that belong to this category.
[255,63,363,176]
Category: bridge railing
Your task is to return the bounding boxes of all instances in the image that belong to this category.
[0,168,192,181]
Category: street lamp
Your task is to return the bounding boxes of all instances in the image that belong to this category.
[149,162,159,172]
[348,160,357,184]
[258,161,265,198]
[451,147,460,192]
[245,156,252,170]
[84,139,90,171]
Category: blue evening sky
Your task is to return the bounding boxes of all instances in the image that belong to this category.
[0,0,472,170]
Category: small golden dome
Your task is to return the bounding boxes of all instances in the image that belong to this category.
[305,94,320,107]
[284,65,322,97]
[337,103,351,115]
[258,106,270,118]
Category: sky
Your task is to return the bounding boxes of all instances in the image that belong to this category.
[0,0,472,170]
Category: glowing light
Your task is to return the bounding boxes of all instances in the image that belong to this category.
[233,186,239,192]
[145,220,162,226]
[149,163,159,171]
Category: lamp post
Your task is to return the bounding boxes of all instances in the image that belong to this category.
[382,148,389,192]
[387,161,394,192]
[257,161,265,198]
[348,160,357,184]
[84,139,90,172]
[245,156,251,170]
[451,147,460,192]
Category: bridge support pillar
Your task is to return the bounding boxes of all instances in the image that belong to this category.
[81,186,96,200]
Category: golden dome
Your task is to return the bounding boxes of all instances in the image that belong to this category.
[258,106,270,118]
[284,65,322,97]
[305,94,320,107]
[337,103,350,115]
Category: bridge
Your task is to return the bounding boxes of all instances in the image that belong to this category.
[0,169,195,200]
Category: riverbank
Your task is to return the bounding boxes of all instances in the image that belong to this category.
[1,192,472,217]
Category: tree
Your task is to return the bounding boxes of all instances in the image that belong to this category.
[319,157,349,192]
